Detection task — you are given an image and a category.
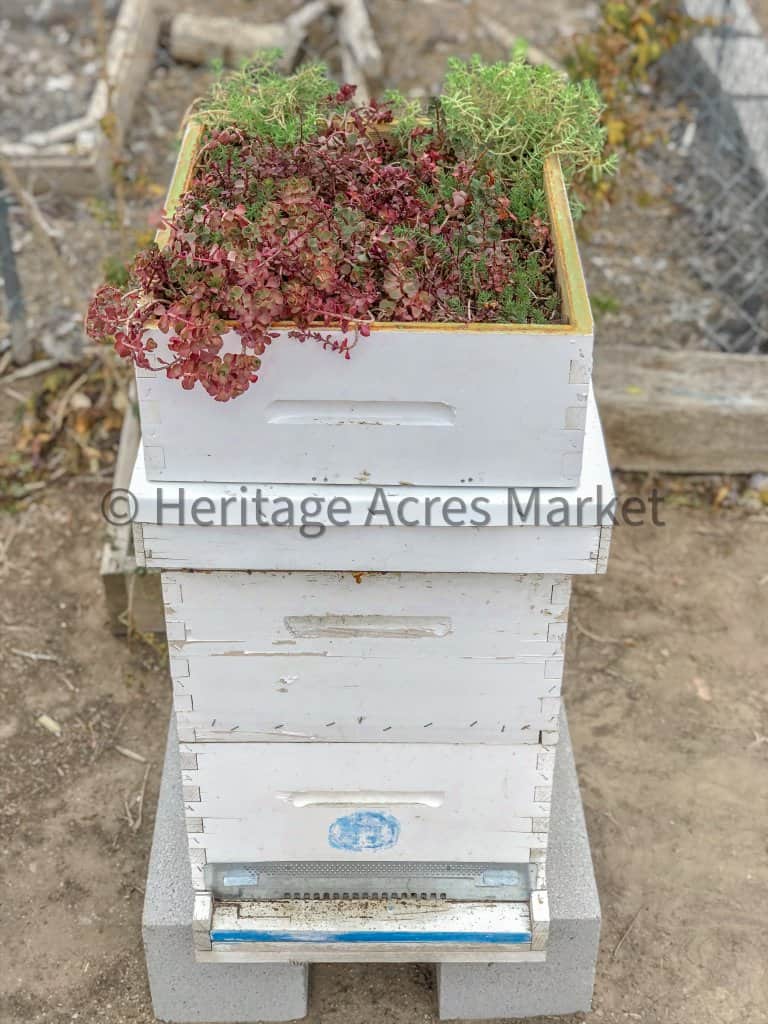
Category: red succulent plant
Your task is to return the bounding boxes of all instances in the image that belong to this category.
[86,93,558,401]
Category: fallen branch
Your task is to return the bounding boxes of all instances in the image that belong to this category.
[333,0,383,77]
[480,16,566,74]
[22,116,95,149]
[2,358,59,383]
[19,187,62,240]
[332,0,380,104]
[339,46,371,105]
[170,2,329,69]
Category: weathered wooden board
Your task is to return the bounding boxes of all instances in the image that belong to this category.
[1,0,159,195]
[180,741,553,885]
[169,3,329,68]
[594,345,768,473]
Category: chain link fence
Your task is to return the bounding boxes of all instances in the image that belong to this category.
[647,0,768,353]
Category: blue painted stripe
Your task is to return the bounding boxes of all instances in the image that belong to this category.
[211,930,532,945]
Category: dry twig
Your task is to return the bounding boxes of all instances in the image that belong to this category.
[2,357,58,383]
[11,648,60,662]
[612,907,643,960]
[90,706,129,763]
[573,618,625,645]
[114,744,148,764]
[127,763,152,832]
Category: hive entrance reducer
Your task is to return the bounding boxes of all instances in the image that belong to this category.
[206,860,538,902]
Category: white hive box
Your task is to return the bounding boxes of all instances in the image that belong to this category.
[184,740,552,963]
[165,571,569,745]
[136,123,593,489]
[182,742,552,871]
[137,323,592,487]
[131,390,612,574]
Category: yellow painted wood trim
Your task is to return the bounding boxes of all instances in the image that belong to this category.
[543,154,593,335]
[154,119,205,250]
[152,121,592,337]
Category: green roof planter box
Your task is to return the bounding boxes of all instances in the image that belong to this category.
[88,56,609,486]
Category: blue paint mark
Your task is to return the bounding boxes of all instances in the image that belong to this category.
[328,810,400,851]
[211,930,532,945]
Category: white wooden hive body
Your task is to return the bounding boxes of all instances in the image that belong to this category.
[136,326,592,488]
[182,741,553,872]
[166,570,569,746]
[131,391,612,574]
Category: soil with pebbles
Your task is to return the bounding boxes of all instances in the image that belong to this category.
[1,477,766,1024]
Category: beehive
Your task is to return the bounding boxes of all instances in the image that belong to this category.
[130,392,612,961]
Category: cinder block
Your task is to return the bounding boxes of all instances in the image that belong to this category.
[437,711,600,1019]
[142,720,308,1022]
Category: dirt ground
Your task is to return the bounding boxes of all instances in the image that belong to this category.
[1,1,768,1021]
[1,481,767,1024]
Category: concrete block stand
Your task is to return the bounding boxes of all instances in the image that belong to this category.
[437,711,601,1019]
[142,720,309,1022]
[143,711,599,1022]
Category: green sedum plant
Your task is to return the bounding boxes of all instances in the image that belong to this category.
[440,54,617,185]
[86,55,611,401]
[193,52,346,145]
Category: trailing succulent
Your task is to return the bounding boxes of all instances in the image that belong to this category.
[87,54,612,401]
